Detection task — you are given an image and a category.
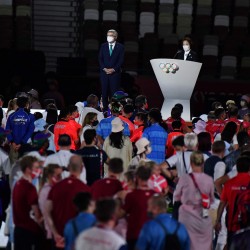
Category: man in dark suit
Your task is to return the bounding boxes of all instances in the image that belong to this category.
[99,29,124,112]
[174,37,198,62]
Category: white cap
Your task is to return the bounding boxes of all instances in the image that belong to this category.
[135,137,150,154]
[193,120,207,134]
[111,117,124,133]
[199,114,208,122]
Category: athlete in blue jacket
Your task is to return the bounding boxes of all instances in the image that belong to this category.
[6,96,35,146]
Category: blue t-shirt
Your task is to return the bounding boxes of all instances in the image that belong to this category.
[142,123,168,164]
[64,212,96,250]
[96,116,130,140]
[136,213,190,250]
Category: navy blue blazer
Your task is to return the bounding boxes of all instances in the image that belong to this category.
[98,42,125,73]
[174,50,198,62]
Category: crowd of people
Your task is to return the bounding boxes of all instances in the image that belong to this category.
[0,90,250,250]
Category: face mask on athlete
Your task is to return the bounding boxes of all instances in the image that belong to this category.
[92,120,99,127]
[145,145,152,154]
[31,168,42,179]
[240,100,247,107]
[183,45,190,52]
[107,36,115,43]
[134,120,141,126]
[51,176,60,185]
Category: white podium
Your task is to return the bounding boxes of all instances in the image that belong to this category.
[150,59,202,120]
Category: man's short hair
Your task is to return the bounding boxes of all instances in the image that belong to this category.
[84,129,96,145]
[20,156,38,173]
[58,107,70,119]
[150,194,167,211]
[214,108,225,118]
[68,105,78,114]
[58,134,71,147]
[228,105,238,117]
[107,29,118,38]
[68,155,83,173]
[236,156,250,173]
[212,140,225,154]
[108,158,123,174]
[86,94,98,107]
[95,198,117,222]
[73,192,92,211]
[172,135,184,147]
[123,104,134,114]
[172,120,182,130]
[17,96,29,108]
[136,165,152,181]
[135,95,147,108]
[174,103,183,113]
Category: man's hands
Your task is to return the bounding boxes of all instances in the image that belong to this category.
[103,68,115,74]
[54,233,65,248]
[214,221,222,234]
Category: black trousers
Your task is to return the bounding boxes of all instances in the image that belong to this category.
[14,227,43,250]
[127,239,137,250]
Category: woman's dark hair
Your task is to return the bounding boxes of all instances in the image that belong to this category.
[34,112,43,120]
[46,109,58,125]
[149,108,168,132]
[182,37,193,47]
[221,121,237,143]
[109,131,124,149]
[136,112,147,124]
[198,132,212,152]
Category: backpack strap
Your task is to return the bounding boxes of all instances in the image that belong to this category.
[155,219,180,237]
[71,219,78,237]
[182,152,188,173]
[231,185,250,225]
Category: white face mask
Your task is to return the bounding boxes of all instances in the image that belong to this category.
[240,100,246,107]
[183,45,190,52]
[145,146,152,155]
[107,36,115,43]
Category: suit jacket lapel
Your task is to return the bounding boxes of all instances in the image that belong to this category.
[110,43,118,57]
[187,52,193,60]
